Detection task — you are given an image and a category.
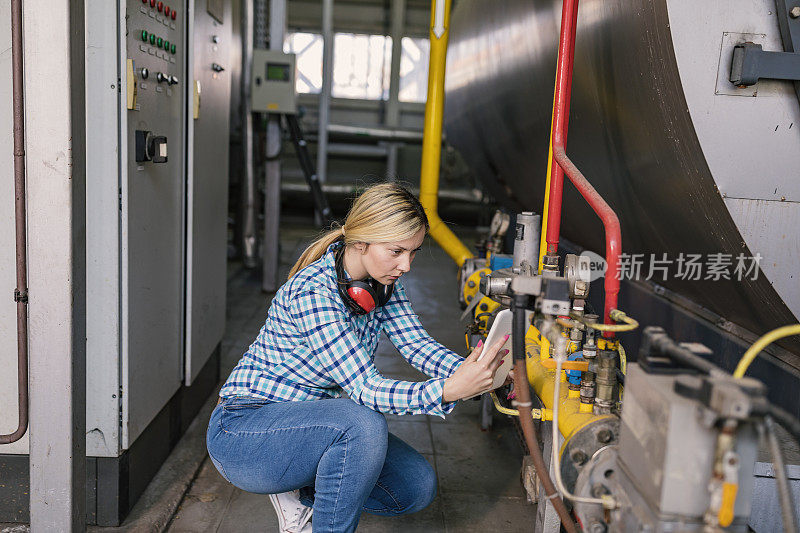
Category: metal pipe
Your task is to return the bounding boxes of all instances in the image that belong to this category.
[262,0,286,290]
[544,0,579,257]
[768,403,800,446]
[551,148,621,332]
[542,0,622,331]
[764,415,799,533]
[327,123,424,142]
[317,0,333,185]
[512,295,578,533]
[418,0,473,267]
[280,179,485,203]
[1,0,30,446]
[538,82,559,274]
[241,0,257,267]
[386,0,404,128]
[327,142,388,157]
[385,0,405,178]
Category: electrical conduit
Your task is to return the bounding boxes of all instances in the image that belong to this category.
[1,0,30,445]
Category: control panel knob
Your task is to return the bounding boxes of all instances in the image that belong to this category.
[211,63,225,72]
[156,72,167,83]
[135,130,168,164]
[212,35,219,43]
[140,67,149,80]
[168,75,179,85]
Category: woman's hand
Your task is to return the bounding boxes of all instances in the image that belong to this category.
[442,335,510,402]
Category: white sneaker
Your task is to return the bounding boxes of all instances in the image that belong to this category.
[269,490,313,533]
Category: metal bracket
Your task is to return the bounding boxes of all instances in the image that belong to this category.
[730,1,800,102]
[730,42,800,85]
[13,288,28,304]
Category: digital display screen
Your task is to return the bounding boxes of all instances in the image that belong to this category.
[266,63,290,82]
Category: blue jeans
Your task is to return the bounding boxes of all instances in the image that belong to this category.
[206,396,437,532]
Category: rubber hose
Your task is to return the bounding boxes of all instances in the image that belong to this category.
[512,294,577,533]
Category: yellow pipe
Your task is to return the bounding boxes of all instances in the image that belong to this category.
[525,326,611,443]
[733,324,800,378]
[418,0,473,267]
[489,391,551,420]
[538,78,559,273]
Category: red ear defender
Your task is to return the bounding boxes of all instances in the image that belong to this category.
[335,245,393,315]
[347,285,377,313]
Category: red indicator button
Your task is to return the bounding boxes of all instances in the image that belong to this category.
[142,0,147,3]
[164,6,170,17]
[157,1,163,12]
[171,9,176,20]
[150,0,155,7]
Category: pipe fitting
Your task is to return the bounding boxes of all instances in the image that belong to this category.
[594,351,617,415]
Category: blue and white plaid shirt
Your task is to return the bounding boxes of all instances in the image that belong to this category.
[219,242,464,417]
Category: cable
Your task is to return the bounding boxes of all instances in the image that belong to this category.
[551,348,617,509]
[764,416,798,533]
[618,342,627,375]
[733,324,800,378]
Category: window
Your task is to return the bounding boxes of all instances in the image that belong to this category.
[399,37,430,103]
[332,33,392,100]
[284,32,430,102]
[284,32,323,94]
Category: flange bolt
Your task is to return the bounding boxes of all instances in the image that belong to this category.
[597,428,613,444]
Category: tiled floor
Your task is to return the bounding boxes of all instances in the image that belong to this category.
[166,221,536,532]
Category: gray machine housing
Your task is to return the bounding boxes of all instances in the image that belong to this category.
[574,364,758,531]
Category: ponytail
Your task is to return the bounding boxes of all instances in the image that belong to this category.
[287,182,429,280]
[288,227,345,279]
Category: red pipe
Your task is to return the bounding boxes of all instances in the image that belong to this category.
[544,0,622,335]
[552,147,621,334]
[544,0,579,255]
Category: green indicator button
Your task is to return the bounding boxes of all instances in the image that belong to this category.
[171,44,176,54]
[141,30,148,42]
[157,37,163,48]
[149,34,156,45]
[164,40,170,50]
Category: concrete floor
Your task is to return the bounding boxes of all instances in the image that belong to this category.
[166,222,537,532]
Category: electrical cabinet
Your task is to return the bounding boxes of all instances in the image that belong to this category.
[0,0,231,525]
[251,49,297,114]
[185,0,232,384]
[123,0,187,448]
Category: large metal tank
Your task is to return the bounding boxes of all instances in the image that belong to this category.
[444,0,800,362]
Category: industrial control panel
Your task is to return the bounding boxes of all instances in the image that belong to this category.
[1,0,233,524]
[251,49,297,114]
[124,0,186,445]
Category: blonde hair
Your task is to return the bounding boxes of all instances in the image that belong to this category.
[288,183,429,278]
